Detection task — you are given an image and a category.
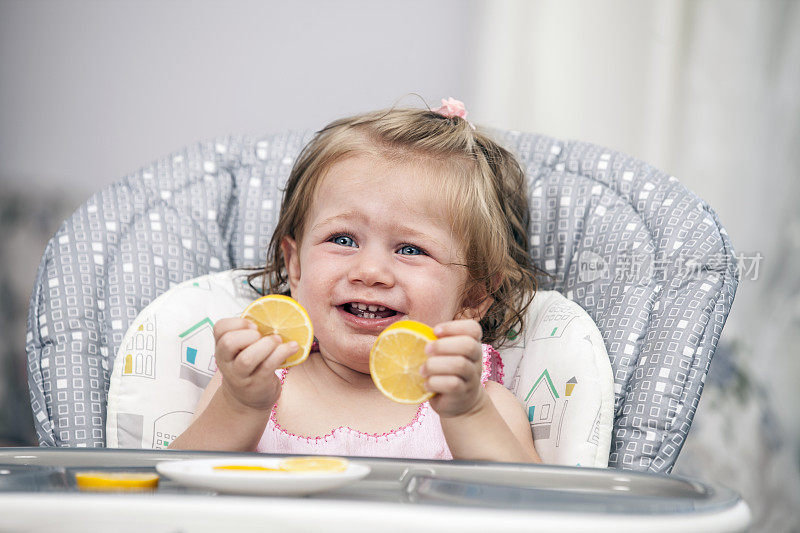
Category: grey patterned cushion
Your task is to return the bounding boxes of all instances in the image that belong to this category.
[25,130,738,473]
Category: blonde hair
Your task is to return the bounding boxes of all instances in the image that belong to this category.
[250,107,547,346]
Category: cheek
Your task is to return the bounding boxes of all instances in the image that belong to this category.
[413,268,468,320]
[294,252,340,298]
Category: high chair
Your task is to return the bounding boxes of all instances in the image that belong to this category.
[25,130,738,473]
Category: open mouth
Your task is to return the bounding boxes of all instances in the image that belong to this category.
[341,302,399,320]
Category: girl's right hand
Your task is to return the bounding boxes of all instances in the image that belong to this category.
[212,317,298,412]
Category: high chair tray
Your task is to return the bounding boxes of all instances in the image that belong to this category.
[0,448,750,532]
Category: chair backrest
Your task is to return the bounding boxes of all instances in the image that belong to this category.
[26,130,738,472]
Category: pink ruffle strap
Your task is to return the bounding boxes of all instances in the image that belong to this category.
[480,343,504,385]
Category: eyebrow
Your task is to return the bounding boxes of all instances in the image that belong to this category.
[312,211,366,232]
[312,211,446,246]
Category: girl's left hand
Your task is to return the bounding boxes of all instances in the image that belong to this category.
[421,319,486,418]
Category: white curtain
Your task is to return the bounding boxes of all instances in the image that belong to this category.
[472,1,800,529]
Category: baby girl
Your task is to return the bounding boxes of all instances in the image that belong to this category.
[170,99,545,462]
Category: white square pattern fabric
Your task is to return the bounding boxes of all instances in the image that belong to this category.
[106,270,613,468]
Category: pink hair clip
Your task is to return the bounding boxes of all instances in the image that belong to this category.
[432,97,476,129]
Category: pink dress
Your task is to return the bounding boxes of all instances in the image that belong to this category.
[256,344,504,459]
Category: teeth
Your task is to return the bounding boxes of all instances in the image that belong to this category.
[346,302,392,319]
[352,302,387,312]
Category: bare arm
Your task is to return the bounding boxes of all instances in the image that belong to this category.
[423,319,540,463]
[169,372,271,451]
[440,381,540,463]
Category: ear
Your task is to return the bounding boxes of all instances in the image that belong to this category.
[456,275,499,321]
[281,236,301,294]
[456,294,494,321]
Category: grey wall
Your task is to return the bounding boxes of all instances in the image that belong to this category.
[1,0,477,194]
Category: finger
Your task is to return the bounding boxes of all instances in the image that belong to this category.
[259,341,300,373]
[249,342,299,384]
[232,334,283,376]
[421,355,476,382]
[214,317,258,340]
[425,375,468,395]
[216,328,263,363]
[426,336,483,362]
[433,319,482,341]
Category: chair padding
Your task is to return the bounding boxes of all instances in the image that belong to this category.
[26,130,737,472]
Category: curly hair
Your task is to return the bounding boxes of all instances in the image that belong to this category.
[249,107,548,347]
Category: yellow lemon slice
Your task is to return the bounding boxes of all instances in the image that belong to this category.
[74,471,160,491]
[240,294,314,368]
[212,465,281,472]
[369,320,437,404]
[278,456,349,473]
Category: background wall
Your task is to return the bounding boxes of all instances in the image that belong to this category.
[0,0,477,194]
[472,5,800,529]
[1,0,798,530]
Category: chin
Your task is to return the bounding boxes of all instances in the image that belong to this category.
[319,337,373,370]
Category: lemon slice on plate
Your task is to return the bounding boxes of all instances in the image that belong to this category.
[74,471,159,491]
[240,294,314,368]
[278,456,349,473]
[212,465,281,472]
[370,320,437,404]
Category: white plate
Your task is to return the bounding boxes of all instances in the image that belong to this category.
[156,457,371,496]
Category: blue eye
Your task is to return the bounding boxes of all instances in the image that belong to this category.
[331,235,356,247]
[398,244,423,256]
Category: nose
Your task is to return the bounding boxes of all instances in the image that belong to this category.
[348,247,395,287]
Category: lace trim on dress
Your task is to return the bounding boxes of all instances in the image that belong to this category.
[269,367,429,442]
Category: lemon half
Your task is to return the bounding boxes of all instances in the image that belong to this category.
[74,471,160,491]
[278,456,349,473]
[240,294,314,368]
[369,320,437,404]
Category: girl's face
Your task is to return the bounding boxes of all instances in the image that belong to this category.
[282,154,488,374]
